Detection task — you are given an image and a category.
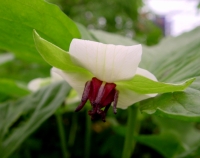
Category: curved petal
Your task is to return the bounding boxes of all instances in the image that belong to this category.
[116,88,156,109]
[116,67,157,109]
[52,67,93,98]
[28,78,51,92]
[136,67,157,81]
[69,39,142,83]
[50,68,64,82]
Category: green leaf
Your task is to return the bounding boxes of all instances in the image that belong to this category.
[0,78,30,97]
[154,117,200,149]
[177,143,200,158]
[136,117,200,158]
[116,75,194,94]
[154,117,200,157]
[139,27,200,120]
[140,77,200,122]
[0,0,80,62]
[135,132,185,158]
[33,30,92,76]
[0,81,71,158]
[143,27,200,82]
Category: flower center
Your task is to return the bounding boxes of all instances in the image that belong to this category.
[75,77,119,122]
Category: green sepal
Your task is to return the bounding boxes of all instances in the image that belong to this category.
[116,75,195,94]
[33,30,92,77]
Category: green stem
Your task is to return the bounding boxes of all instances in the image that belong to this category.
[55,112,70,158]
[122,105,139,158]
[84,109,91,158]
[68,114,78,147]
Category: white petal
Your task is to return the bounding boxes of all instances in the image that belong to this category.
[69,39,142,83]
[136,67,157,81]
[116,67,157,109]
[52,67,92,98]
[50,68,64,82]
[28,78,43,92]
[28,78,51,92]
[117,88,156,109]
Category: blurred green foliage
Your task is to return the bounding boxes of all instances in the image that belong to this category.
[48,0,163,46]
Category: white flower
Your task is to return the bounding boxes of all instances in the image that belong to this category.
[28,68,63,92]
[28,78,48,92]
[53,39,157,121]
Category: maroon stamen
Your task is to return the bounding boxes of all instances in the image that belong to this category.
[113,90,119,114]
[75,77,118,122]
[75,81,91,112]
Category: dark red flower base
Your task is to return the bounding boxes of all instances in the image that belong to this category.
[75,77,119,122]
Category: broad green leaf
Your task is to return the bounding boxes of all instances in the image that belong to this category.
[140,77,200,122]
[177,143,200,158]
[116,75,194,94]
[145,27,200,82]
[0,0,80,62]
[0,81,70,158]
[33,30,92,76]
[154,117,200,150]
[135,117,200,158]
[135,132,185,158]
[120,116,200,158]
[0,79,30,97]
[139,28,200,121]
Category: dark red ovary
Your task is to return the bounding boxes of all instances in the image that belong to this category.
[75,77,118,121]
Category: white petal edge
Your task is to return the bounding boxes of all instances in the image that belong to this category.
[28,78,43,92]
[69,39,142,83]
[116,68,158,109]
[28,78,50,92]
[50,68,64,82]
[52,67,92,98]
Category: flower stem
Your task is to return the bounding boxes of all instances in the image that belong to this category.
[55,112,70,158]
[84,108,91,158]
[68,114,78,147]
[122,105,139,158]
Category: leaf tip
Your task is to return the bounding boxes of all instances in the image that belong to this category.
[33,29,40,41]
[186,78,196,86]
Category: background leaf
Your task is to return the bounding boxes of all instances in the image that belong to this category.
[154,117,200,150]
[140,77,200,122]
[0,81,71,158]
[0,0,80,62]
[139,27,200,122]
[0,78,30,97]
[135,132,185,158]
[143,27,200,82]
